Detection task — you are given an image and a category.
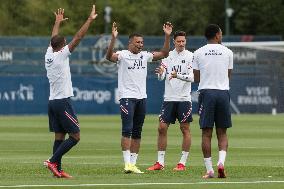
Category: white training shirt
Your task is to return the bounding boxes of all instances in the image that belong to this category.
[158,49,194,101]
[116,50,153,100]
[192,44,233,90]
[45,45,74,100]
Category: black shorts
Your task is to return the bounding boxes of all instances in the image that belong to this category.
[198,89,232,129]
[159,101,193,124]
[48,98,80,133]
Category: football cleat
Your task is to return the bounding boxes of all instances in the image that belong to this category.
[147,162,164,171]
[59,170,73,178]
[202,171,215,179]
[130,164,144,174]
[217,163,226,178]
[173,163,186,171]
[124,163,132,174]
[44,160,61,178]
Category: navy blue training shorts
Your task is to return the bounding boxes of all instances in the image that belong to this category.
[119,98,146,139]
[48,98,80,133]
[198,89,232,129]
[159,101,193,124]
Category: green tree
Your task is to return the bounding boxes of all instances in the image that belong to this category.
[0,0,283,37]
[230,0,284,36]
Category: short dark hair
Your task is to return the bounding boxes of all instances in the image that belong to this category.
[204,24,221,40]
[173,31,186,40]
[50,35,65,50]
[129,33,143,40]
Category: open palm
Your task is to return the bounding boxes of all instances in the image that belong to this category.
[89,5,98,20]
[54,8,68,23]
[112,22,118,38]
[163,22,173,36]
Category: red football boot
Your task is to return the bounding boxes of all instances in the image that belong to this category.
[147,162,164,170]
[217,163,226,178]
[44,160,61,178]
[173,163,186,171]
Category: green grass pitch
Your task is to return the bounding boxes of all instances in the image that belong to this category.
[0,114,283,189]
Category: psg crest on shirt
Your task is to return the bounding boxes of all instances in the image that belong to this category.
[92,35,125,77]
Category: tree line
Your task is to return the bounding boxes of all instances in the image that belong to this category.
[0,0,283,37]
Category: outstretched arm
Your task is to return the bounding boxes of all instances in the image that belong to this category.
[171,69,194,82]
[106,22,119,63]
[171,62,194,82]
[152,22,173,61]
[68,5,98,53]
[51,8,68,40]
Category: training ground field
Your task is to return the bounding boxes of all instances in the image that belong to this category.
[0,114,283,189]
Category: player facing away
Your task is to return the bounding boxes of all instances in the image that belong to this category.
[44,5,98,178]
[147,31,194,171]
[192,24,233,178]
[106,22,173,174]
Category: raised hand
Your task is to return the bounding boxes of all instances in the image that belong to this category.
[112,22,118,38]
[89,5,98,20]
[54,8,68,23]
[163,22,173,36]
[155,66,164,75]
[171,70,177,78]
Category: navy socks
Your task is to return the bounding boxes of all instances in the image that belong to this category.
[50,137,78,166]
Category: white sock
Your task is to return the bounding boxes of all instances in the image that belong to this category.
[179,151,189,165]
[122,150,130,165]
[204,157,214,173]
[157,151,165,166]
[217,150,227,166]
[130,153,138,165]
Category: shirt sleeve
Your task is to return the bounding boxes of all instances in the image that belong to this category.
[160,58,168,70]
[62,45,71,56]
[115,51,122,62]
[157,59,167,81]
[54,45,71,62]
[176,56,194,82]
[146,52,154,62]
[192,51,199,70]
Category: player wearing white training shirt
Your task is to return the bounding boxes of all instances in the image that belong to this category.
[147,31,194,171]
[44,5,98,178]
[106,22,173,174]
[192,24,233,179]
[116,50,153,100]
[193,45,233,91]
[45,46,73,100]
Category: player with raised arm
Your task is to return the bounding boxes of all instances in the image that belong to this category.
[44,5,98,178]
[147,31,194,171]
[192,24,233,179]
[106,21,172,174]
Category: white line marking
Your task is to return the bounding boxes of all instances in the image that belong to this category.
[230,100,240,114]
[0,181,284,188]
